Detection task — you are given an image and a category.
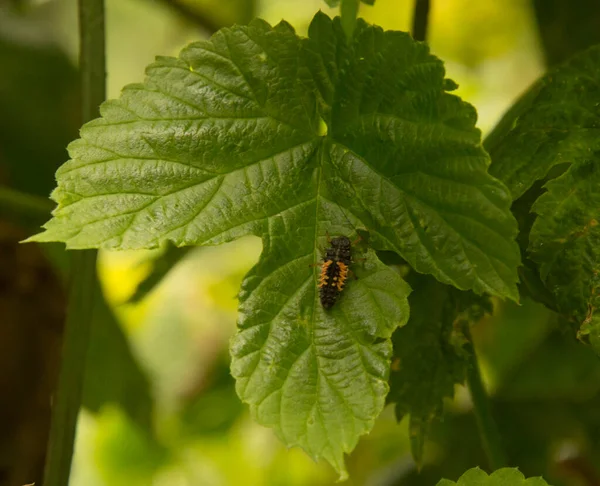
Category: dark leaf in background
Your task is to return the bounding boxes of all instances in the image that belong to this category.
[177,357,244,437]
[388,273,492,464]
[83,284,154,431]
[487,44,600,352]
[0,32,78,197]
[488,45,600,200]
[529,160,600,351]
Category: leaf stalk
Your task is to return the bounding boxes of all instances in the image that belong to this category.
[340,0,360,40]
[411,0,431,42]
[464,325,508,470]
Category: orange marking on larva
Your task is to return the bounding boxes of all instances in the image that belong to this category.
[318,260,333,288]
[336,261,349,291]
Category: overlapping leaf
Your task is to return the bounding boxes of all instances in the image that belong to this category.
[487,44,600,347]
[488,45,600,200]
[28,13,520,474]
[388,274,491,464]
[437,467,551,486]
[529,160,600,350]
[84,285,153,430]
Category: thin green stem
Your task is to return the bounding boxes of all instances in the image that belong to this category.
[42,1,105,485]
[0,185,53,219]
[411,0,431,42]
[79,0,106,122]
[340,0,360,40]
[42,252,97,486]
[464,325,508,470]
[156,0,221,33]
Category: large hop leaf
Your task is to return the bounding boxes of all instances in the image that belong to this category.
[28,13,520,475]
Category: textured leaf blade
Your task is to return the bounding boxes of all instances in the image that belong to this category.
[29,14,519,302]
[489,44,600,199]
[230,199,411,478]
[487,44,600,348]
[437,467,551,486]
[529,160,600,349]
[31,19,318,248]
[389,276,468,422]
[308,14,520,301]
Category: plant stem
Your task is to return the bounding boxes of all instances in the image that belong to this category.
[42,252,97,486]
[79,0,106,123]
[464,325,508,470]
[42,1,105,485]
[158,0,221,33]
[411,0,430,42]
[340,0,360,40]
[0,185,53,220]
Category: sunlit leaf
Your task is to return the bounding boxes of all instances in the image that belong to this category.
[29,15,519,301]
[437,467,551,485]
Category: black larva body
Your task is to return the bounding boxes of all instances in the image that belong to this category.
[318,236,352,309]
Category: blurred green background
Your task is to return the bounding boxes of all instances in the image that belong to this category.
[2,0,600,485]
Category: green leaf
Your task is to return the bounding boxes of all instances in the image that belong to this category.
[388,274,491,463]
[232,235,411,478]
[437,467,551,486]
[529,160,600,350]
[488,44,600,199]
[487,44,600,348]
[27,12,520,473]
[29,14,519,301]
[0,34,78,198]
[84,284,154,430]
